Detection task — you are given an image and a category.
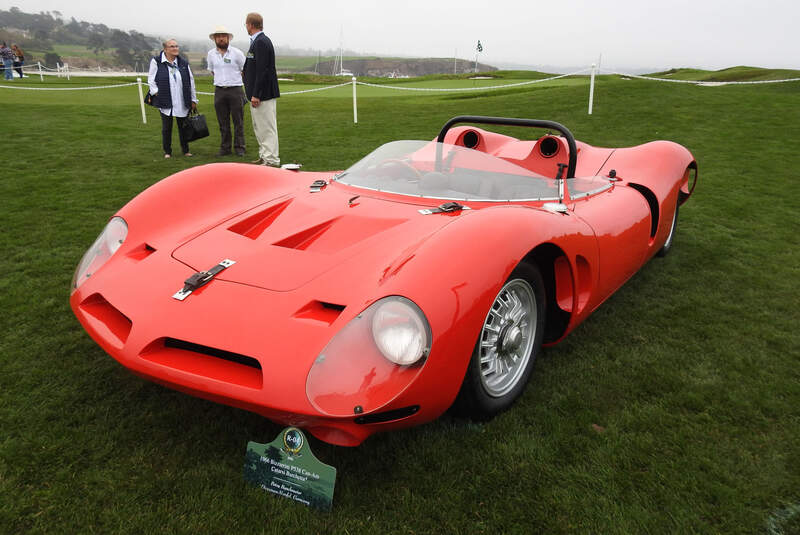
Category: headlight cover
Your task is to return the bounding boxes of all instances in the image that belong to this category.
[71,217,128,290]
[306,296,431,417]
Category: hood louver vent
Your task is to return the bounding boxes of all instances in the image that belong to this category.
[293,300,346,325]
[228,199,292,240]
[273,218,338,251]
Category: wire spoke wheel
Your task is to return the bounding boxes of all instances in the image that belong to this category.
[478,278,537,397]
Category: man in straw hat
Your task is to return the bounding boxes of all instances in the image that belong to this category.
[243,12,280,167]
[207,25,247,156]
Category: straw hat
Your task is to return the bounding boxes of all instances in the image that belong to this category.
[209,25,233,39]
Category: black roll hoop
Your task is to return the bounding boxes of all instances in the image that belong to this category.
[436,115,578,179]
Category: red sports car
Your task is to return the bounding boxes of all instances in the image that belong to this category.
[70,116,697,446]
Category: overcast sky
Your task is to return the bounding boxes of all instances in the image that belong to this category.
[3,0,798,71]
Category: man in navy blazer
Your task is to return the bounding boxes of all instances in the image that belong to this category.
[243,12,280,166]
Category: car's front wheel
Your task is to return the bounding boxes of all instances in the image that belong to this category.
[453,262,545,419]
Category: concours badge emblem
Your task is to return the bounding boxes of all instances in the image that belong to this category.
[283,428,304,456]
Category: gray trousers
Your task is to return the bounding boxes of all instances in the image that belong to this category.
[214,86,246,153]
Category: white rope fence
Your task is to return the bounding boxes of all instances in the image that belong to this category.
[355,69,591,92]
[0,82,137,90]
[2,61,71,81]
[600,68,800,85]
[197,81,352,97]
[1,65,797,124]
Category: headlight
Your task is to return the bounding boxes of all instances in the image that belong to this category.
[71,217,128,290]
[371,297,430,365]
[306,296,431,417]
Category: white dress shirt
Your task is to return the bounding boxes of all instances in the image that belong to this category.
[147,52,197,117]
[206,46,245,87]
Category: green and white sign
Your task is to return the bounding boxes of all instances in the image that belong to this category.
[244,427,336,511]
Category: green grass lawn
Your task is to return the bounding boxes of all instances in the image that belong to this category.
[1,70,798,534]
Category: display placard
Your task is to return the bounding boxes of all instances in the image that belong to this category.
[244,427,336,511]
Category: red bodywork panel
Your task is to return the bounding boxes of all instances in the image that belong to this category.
[70,126,696,446]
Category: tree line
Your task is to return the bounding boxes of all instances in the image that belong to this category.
[0,7,159,68]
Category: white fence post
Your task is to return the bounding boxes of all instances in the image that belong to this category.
[588,63,596,115]
[137,77,147,124]
[65,63,70,81]
[38,61,43,82]
[352,76,358,124]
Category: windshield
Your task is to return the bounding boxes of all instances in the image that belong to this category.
[334,140,561,202]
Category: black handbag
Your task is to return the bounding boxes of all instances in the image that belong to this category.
[181,109,209,142]
[143,91,155,106]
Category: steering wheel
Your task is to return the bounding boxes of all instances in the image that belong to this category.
[376,159,422,181]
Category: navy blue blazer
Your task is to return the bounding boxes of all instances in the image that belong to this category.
[243,32,280,101]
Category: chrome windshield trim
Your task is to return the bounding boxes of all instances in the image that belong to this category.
[332,181,561,203]
[569,182,613,200]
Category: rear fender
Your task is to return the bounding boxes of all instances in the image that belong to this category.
[597,141,696,203]
[597,141,697,255]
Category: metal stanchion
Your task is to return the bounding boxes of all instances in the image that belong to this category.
[352,76,358,124]
[136,77,147,124]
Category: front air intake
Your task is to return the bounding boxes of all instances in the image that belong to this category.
[140,338,263,389]
[164,339,262,369]
[79,293,132,348]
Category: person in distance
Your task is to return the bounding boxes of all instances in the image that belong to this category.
[243,12,280,167]
[11,44,24,79]
[206,25,247,157]
[147,39,199,158]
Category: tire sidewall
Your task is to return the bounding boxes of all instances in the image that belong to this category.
[657,203,679,257]
[454,262,546,418]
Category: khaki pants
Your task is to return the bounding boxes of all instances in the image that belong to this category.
[250,98,279,166]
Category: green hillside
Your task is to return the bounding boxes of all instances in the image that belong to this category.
[648,66,800,81]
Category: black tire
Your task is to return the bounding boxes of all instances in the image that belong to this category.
[452,262,546,419]
[657,202,679,257]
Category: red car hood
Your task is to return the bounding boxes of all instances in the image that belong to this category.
[172,187,456,291]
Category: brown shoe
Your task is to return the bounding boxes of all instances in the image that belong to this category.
[251,158,264,165]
